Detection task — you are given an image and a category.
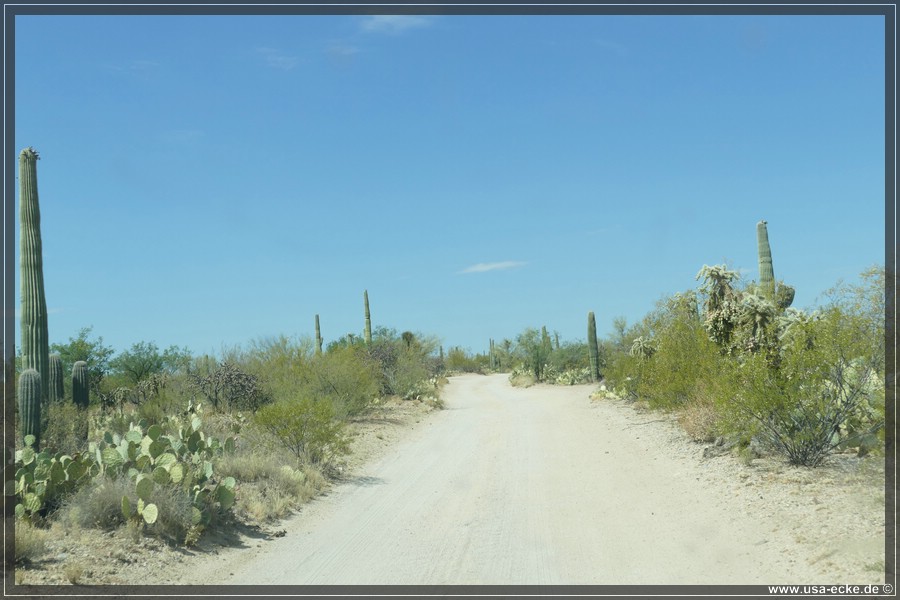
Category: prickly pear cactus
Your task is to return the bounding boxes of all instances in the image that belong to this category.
[18,369,42,449]
[19,147,50,405]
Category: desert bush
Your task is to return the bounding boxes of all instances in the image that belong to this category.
[255,397,351,472]
[548,341,591,374]
[41,401,91,455]
[676,384,724,443]
[305,346,380,418]
[717,303,884,467]
[636,309,723,410]
[219,450,326,522]
[189,361,271,412]
[61,475,134,531]
[15,520,50,564]
[445,346,488,373]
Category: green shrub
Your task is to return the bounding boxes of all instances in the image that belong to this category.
[716,304,884,466]
[41,401,91,455]
[254,397,351,472]
[636,312,723,410]
[306,346,380,419]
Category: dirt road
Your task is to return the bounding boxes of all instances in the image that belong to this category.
[182,374,884,586]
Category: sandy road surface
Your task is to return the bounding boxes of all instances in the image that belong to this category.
[183,374,881,586]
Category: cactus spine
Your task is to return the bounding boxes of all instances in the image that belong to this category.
[72,361,89,409]
[19,147,50,407]
[364,290,372,345]
[587,311,600,382]
[315,314,323,355]
[756,220,776,303]
[18,369,42,448]
[48,353,64,404]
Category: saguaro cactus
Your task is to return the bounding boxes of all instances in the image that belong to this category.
[587,311,601,382]
[315,314,323,355]
[19,147,50,405]
[364,290,372,345]
[756,220,776,303]
[72,361,89,409]
[48,353,64,404]
[18,369,42,448]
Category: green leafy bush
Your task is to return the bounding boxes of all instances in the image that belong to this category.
[717,303,884,466]
[254,397,350,472]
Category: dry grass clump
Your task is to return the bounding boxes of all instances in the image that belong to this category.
[509,372,536,388]
[217,450,326,523]
[15,521,50,565]
[676,388,722,443]
[60,476,133,531]
[63,562,85,584]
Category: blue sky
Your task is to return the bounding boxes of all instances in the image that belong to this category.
[13,13,886,358]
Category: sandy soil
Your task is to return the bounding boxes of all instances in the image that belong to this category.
[173,374,886,586]
[14,374,886,587]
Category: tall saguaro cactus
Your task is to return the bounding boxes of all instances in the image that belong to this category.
[18,369,42,448]
[756,220,776,303]
[364,290,372,345]
[72,361,89,409]
[587,311,600,382]
[48,353,64,404]
[19,147,50,405]
[315,314,323,355]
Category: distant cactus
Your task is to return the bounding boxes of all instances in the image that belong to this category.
[19,147,50,405]
[775,281,795,311]
[72,361,89,409]
[364,290,372,345]
[18,369,42,449]
[48,353,64,404]
[315,314,323,355]
[756,220,776,303]
[587,312,600,382]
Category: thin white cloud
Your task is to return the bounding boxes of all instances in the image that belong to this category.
[459,261,527,274]
[256,47,300,70]
[360,15,432,34]
[102,59,160,76]
[326,43,360,58]
[594,39,627,57]
[157,129,204,144]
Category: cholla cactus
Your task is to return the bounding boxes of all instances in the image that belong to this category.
[629,336,656,360]
[696,264,743,351]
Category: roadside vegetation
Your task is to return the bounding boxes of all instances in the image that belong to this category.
[11,325,445,565]
[477,220,886,470]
